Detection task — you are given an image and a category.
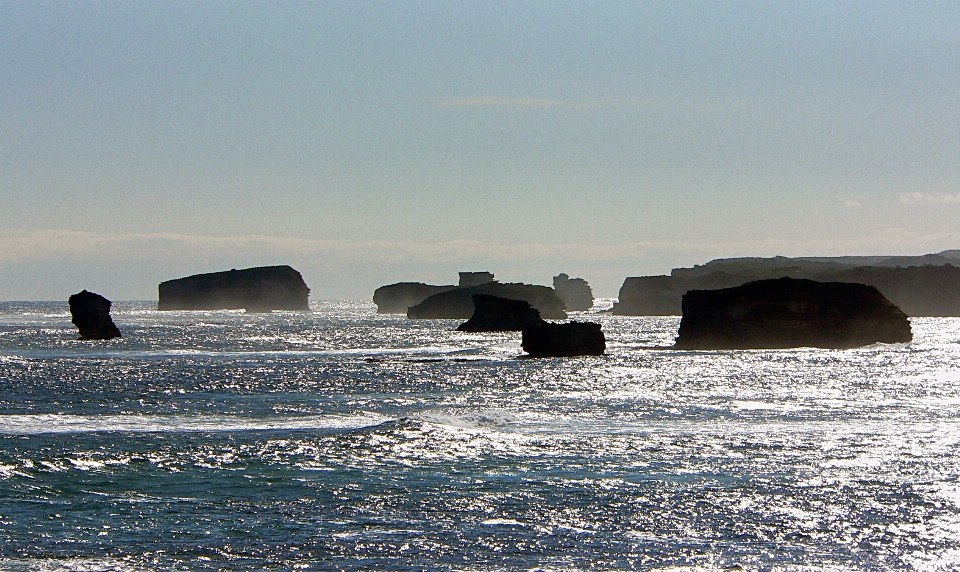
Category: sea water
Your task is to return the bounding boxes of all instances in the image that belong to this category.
[1,300,959,571]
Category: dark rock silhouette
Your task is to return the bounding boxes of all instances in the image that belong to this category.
[613,252,960,316]
[373,283,456,314]
[372,271,495,314]
[158,266,309,312]
[457,294,547,332]
[673,277,912,349]
[408,282,567,320]
[458,271,495,287]
[69,290,121,340]
[522,322,605,357]
[552,273,594,311]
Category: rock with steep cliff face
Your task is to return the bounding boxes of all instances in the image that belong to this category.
[673,277,912,349]
[373,282,457,314]
[522,322,605,357]
[407,282,567,320]
[456,294,547,332]
[552,273,594,311]
[69,290,121,340]
[158,266,310,312]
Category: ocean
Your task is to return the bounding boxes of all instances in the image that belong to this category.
[1,300,959,571]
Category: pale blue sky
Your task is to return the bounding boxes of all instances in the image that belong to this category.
[2,1,959,299]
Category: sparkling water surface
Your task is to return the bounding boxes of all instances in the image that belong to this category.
[1,300,959,570]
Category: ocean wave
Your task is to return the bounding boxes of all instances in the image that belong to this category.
[0,413,391,435]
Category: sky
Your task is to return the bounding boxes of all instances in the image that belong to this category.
[2,1,960,300]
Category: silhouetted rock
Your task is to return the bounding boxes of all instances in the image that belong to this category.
[613,252,960,317]
[458,271,495,287]
[373,282,456,314]
[552,273,594,311]
[408,282,567,320]
[457,295,547,332]
[69,290,121,340]
[522,322,605,357]
[673,277,912,349]
[158,266,309,312]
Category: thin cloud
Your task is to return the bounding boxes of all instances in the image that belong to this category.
[898,192,960,204]
[2,229,958,266]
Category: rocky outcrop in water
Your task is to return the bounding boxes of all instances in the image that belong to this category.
[407,282,567,320]
[552,273,594,311]
[457,294,547,332]
[522,322,605,357]
[673,277,912,349]
[158,266,310,312]
[69,290,121,340]
[612,252,960,317]
[373,283,457,314]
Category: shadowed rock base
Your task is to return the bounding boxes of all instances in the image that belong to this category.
[69,290,121,340]
[522,322,605,357]
[457,295,547,332]
[674,277,912,349]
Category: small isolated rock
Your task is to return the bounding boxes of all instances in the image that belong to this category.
[69,290,121,340]
[522,322,606,357]
[457,294,546,332]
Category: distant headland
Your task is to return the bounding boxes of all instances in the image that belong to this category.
[613,251,960,317]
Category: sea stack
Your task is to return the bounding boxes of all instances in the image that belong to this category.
[158,265,310,312]
[457,294,547,332]
[674,277,912,349]
[552,273,594,311]
[69,290,122,340]
[522,322,606,357]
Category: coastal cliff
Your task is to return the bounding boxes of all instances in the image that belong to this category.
[613,252,960,317]
[158,266,310,312]
[674,278,912,349]
[408,282,567,320]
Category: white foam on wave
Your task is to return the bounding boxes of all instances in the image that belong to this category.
[0,412,391,435]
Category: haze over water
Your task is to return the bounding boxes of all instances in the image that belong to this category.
[2,301,960,570]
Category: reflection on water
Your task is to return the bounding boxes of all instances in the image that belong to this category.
[0,301,959,570]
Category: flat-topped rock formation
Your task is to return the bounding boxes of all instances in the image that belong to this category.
[613,252,960,316]
[522,322,605,357]
[373,283,457,314]
[673,277,912,349]
[158,265,310,312]
[458,271,495,287]
[408,282,567,320]
[69,290,121,340]
[553,273,594,311]
[457,294,547,332]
